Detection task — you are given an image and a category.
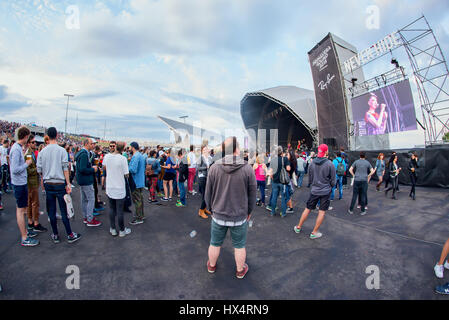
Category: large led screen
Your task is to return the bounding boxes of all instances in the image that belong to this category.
[351,79,417,136]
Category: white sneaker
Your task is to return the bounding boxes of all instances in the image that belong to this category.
[310,232,323,239]
[435,263,444,278]
[110,228,118,236]
[444,260,449,270]
[119,228,131,237]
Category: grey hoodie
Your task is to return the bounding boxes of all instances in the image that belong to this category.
[309,157,336,196]
[204,155,257,223]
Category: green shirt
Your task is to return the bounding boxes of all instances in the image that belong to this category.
[25,149,39,188]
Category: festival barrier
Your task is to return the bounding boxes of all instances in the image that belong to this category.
[346,146,449,188]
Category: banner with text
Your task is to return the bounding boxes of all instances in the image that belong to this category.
[308,34,349,149]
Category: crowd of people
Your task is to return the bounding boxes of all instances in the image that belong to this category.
[2,125,449,292]
[0,120,21,139]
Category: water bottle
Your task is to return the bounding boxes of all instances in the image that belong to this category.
[249,220,253,228]
[190,230,197,238]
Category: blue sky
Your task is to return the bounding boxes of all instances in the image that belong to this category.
[0,0,448,143]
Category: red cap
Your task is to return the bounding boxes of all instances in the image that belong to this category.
[317,144,328,157]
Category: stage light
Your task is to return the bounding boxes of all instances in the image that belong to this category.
[381,74,387,85]
[351,78,358,87]
[391,58,400,68]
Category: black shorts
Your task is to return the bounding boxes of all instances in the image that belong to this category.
[306,193,331,211]
[13,184,28,208]
[163,172,176,181]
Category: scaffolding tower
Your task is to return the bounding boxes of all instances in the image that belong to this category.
[398,15,449,145]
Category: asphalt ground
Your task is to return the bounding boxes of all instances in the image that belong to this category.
[0,176,448,300]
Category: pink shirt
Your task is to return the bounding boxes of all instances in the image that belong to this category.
[255,164,266,181]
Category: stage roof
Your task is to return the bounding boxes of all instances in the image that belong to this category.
[241,85,317,131]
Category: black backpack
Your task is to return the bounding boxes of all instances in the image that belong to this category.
[279,157,291,185]
[179,162,189,183]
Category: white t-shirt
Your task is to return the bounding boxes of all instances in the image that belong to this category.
[187,152,197,169]
[103,153,129,199]
[0,146,8,166]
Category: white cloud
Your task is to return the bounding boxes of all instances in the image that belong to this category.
[1,0,448,143]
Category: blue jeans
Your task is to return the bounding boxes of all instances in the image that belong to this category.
[331,175,343,200]
[157,179,163,193]
[179,180,186,205]
[1,164,9,192]
[173,178,178,196]
[257,180,266,204]
[80,184,95,222]
[270,182,287,216]
[286,183,293,202]
[297,171,305,187]
[44,183,72,236]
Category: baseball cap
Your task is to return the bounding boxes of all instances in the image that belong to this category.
[317,144,328,157]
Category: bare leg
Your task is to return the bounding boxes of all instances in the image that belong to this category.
[438,238,449,265]
[163,180,168,198]
[208,245,221,267]
[311,210,326,235]
[376,176,383,189]
[297,208,311,229]
[234,248,246,272]
[16,208,28,241]
[169,180,173,198]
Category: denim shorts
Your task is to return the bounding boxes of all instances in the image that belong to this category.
[13,184,28,208]
[210,219,248,249]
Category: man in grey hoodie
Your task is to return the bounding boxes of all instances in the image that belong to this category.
[204,137,257,279]
[294,144,336,239]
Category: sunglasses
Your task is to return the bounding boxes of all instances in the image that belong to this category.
[110,145,116,148]
[30,141,36,144]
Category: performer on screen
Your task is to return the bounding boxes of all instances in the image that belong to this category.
[364,93,388,135]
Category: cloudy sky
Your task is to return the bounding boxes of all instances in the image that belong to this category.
[0,0,448,143]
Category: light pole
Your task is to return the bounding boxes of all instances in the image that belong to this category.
[64,94,74,134]
[75,113,78,135]
[179,115,188,124]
